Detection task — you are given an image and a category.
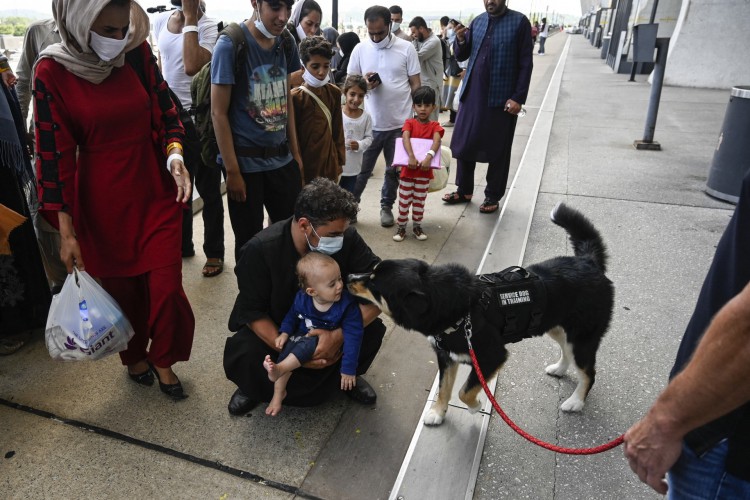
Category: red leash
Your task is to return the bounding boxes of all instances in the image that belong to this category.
[464,316,624,455]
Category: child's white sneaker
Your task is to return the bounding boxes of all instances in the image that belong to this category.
[393,226,407,242]
[413,226,428,241]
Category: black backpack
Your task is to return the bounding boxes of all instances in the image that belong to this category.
[190,23,294,167]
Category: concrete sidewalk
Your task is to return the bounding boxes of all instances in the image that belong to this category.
[0,33,736,499]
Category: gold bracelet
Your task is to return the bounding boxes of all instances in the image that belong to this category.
[166,142,181,154]
[0,67,9,73]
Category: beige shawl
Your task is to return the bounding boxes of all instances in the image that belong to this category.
[36,0,150,84]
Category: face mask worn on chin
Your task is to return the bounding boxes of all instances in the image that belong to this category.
[306,226,344,255]
[372,32,391,50]
[302,70,330,88]
[254,18,276,39]
[89,30,129,62]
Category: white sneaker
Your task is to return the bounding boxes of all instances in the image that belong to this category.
[393,227,407,242]
[413,226,428,241]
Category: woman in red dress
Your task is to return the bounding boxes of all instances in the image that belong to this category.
[33,0,195,399]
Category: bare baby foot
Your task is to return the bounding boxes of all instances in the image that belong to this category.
[265,390,286,416]
[263,355,281,382]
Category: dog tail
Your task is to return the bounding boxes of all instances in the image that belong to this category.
[550,202,608,272]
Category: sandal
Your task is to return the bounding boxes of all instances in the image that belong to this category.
[479,198,500,214]
[202,258,224,278]
[442,191,472,204]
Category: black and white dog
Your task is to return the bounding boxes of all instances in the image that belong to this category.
[348,203,614,425]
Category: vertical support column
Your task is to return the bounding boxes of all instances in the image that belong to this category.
[634,37,670,150]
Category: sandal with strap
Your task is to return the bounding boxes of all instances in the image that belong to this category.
[202,258,224,278]
[479,198,500,214]
[442,191,472,204]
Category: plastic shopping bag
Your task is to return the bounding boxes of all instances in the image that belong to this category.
[452,79,463,112]
[428,146,452,193]
[45,268,135,361]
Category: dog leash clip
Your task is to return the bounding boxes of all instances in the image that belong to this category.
[463,314,473,349]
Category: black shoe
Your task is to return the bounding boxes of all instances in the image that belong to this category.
[344,376,377,405]
[148,362,187,400]
[228,388,258,415]
[128,367,154,386]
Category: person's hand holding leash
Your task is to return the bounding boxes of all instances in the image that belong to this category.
[623,410,683,494]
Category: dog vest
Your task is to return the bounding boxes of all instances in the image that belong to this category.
[477,266,547,344]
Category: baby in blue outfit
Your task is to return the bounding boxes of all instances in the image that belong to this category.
[263,252,364,415]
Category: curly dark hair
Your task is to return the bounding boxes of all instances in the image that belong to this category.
[299,35,334,64]
[294,178,359,226]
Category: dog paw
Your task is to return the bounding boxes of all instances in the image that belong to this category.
[466,401,482,414]
[423,409,445,426]
[560,396,585,412]
[545,362,567,377]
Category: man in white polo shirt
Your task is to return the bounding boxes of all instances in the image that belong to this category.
[153,0,226,278]
[348,5,421,227]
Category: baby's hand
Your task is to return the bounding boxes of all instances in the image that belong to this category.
[341,373,356,391]
[349,141,359,151]
[275,332,289,350]
[420,157,432,170]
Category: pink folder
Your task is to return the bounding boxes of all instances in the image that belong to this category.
[393,138,442,169]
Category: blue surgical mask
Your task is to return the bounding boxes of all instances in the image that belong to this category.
[306,225,344,255]
[446,28,455,38]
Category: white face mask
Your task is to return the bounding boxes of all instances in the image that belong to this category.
[254,17,276,39]
[89,30,129,62]
[371,32,391,50]
[296,24,307,41]
[302,69,330,88]
[391,21,401,32]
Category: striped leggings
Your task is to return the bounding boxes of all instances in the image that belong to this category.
[397,177,430,226]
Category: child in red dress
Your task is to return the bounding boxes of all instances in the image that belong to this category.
[393,86,444,241]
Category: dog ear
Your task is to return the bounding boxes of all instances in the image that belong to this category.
[402,289,429,316]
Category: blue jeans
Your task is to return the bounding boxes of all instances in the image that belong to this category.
[668,440,750,499]
[538,36,546,54]
[353,128,401,209]
[278,335,318,365]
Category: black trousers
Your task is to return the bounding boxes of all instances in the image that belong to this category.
[223,318,386,406]
[227,160,301,262]
[181,118,225,260]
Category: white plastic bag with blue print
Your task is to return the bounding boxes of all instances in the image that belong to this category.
[45,267,134,361]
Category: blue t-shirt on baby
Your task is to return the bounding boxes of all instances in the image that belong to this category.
[210,22,301,173]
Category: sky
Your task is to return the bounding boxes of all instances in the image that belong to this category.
[11,0,583,23]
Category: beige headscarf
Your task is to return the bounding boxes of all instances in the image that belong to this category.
[37,0,150,84]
